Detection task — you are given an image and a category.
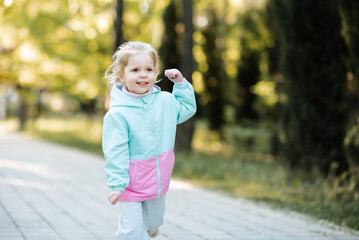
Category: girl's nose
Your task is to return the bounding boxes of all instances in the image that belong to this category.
[139,70,147,78]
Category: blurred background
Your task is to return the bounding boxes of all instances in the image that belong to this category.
[1,0,358,230]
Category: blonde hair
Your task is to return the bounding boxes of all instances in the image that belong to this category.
[104,41,160,87]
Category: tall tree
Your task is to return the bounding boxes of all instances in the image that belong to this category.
[158,0,181,92]
[339,1,359,166]
[339,0,359,99]
[114,0,125,50]
[181,0,194,83]
[202,7,225,132]
[236,11,261,121]
[271,0,350,175]
[175,0,195,152]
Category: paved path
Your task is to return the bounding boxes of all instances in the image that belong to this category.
[0,131,358,240]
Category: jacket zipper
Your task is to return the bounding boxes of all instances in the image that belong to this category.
[156,155,161,198]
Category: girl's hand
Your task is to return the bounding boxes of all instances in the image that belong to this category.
[164,69,184,83]
[108,191,122,205]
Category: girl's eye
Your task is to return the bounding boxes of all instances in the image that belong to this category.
[147,68,153,72]
[132,68,138,72]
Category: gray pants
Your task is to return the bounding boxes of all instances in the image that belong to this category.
[116,194,166,240]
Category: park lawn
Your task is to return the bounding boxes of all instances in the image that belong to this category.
[2,116,357,231]
[25,116,104,155]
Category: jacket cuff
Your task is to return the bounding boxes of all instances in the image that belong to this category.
[174,79,191,89]
[174,78,188,86]
[110,186,126,192]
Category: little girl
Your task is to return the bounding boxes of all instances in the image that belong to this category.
[102,41,196,239]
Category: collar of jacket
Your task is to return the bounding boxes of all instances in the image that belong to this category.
[109,83,161,108]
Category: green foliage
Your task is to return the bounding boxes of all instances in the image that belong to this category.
[345,118,359,166]
[0,0,114,101]
[271,0,350,175]
[224,124,272,154]
[236,4,277,122]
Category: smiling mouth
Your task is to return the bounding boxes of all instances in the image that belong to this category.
[137,81,149,86]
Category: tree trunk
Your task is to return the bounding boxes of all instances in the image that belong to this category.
[181,0,193,81]
[19,100,28,131]
[236,47,260,121]
[158,0,181,92]
[338,0,359,166]
[339,0,359,99]
[236,12,261,121]
[202,8,225,132]
[114,0,124,51]
[175,0,195,152]
[17,85,29,131]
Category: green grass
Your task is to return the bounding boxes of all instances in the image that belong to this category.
[2,116,358,232]
[25,116,103,155]
[174,151,359,231]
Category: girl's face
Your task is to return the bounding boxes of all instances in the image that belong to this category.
[120,53,156,94]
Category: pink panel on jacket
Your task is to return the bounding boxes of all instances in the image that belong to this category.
[118,148,175,202]
[119,156,157,201]
[159,149,175,196]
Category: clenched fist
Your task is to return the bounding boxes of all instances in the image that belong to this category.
[108,191,122,205]
[164,69,184,83]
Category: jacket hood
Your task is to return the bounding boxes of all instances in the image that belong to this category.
[109,83,161,108]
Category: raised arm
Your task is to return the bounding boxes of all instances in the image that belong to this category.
[165,69,197,124]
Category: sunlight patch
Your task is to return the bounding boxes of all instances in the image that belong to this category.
[0,177,49,190]
[170,180,195,190]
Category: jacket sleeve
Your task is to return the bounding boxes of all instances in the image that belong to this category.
[172,79,197,124]
[102,112,130,192]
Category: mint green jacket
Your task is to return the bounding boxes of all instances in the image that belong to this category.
[102,81,196,201]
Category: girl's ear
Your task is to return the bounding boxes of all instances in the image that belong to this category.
[118,73,125,83]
